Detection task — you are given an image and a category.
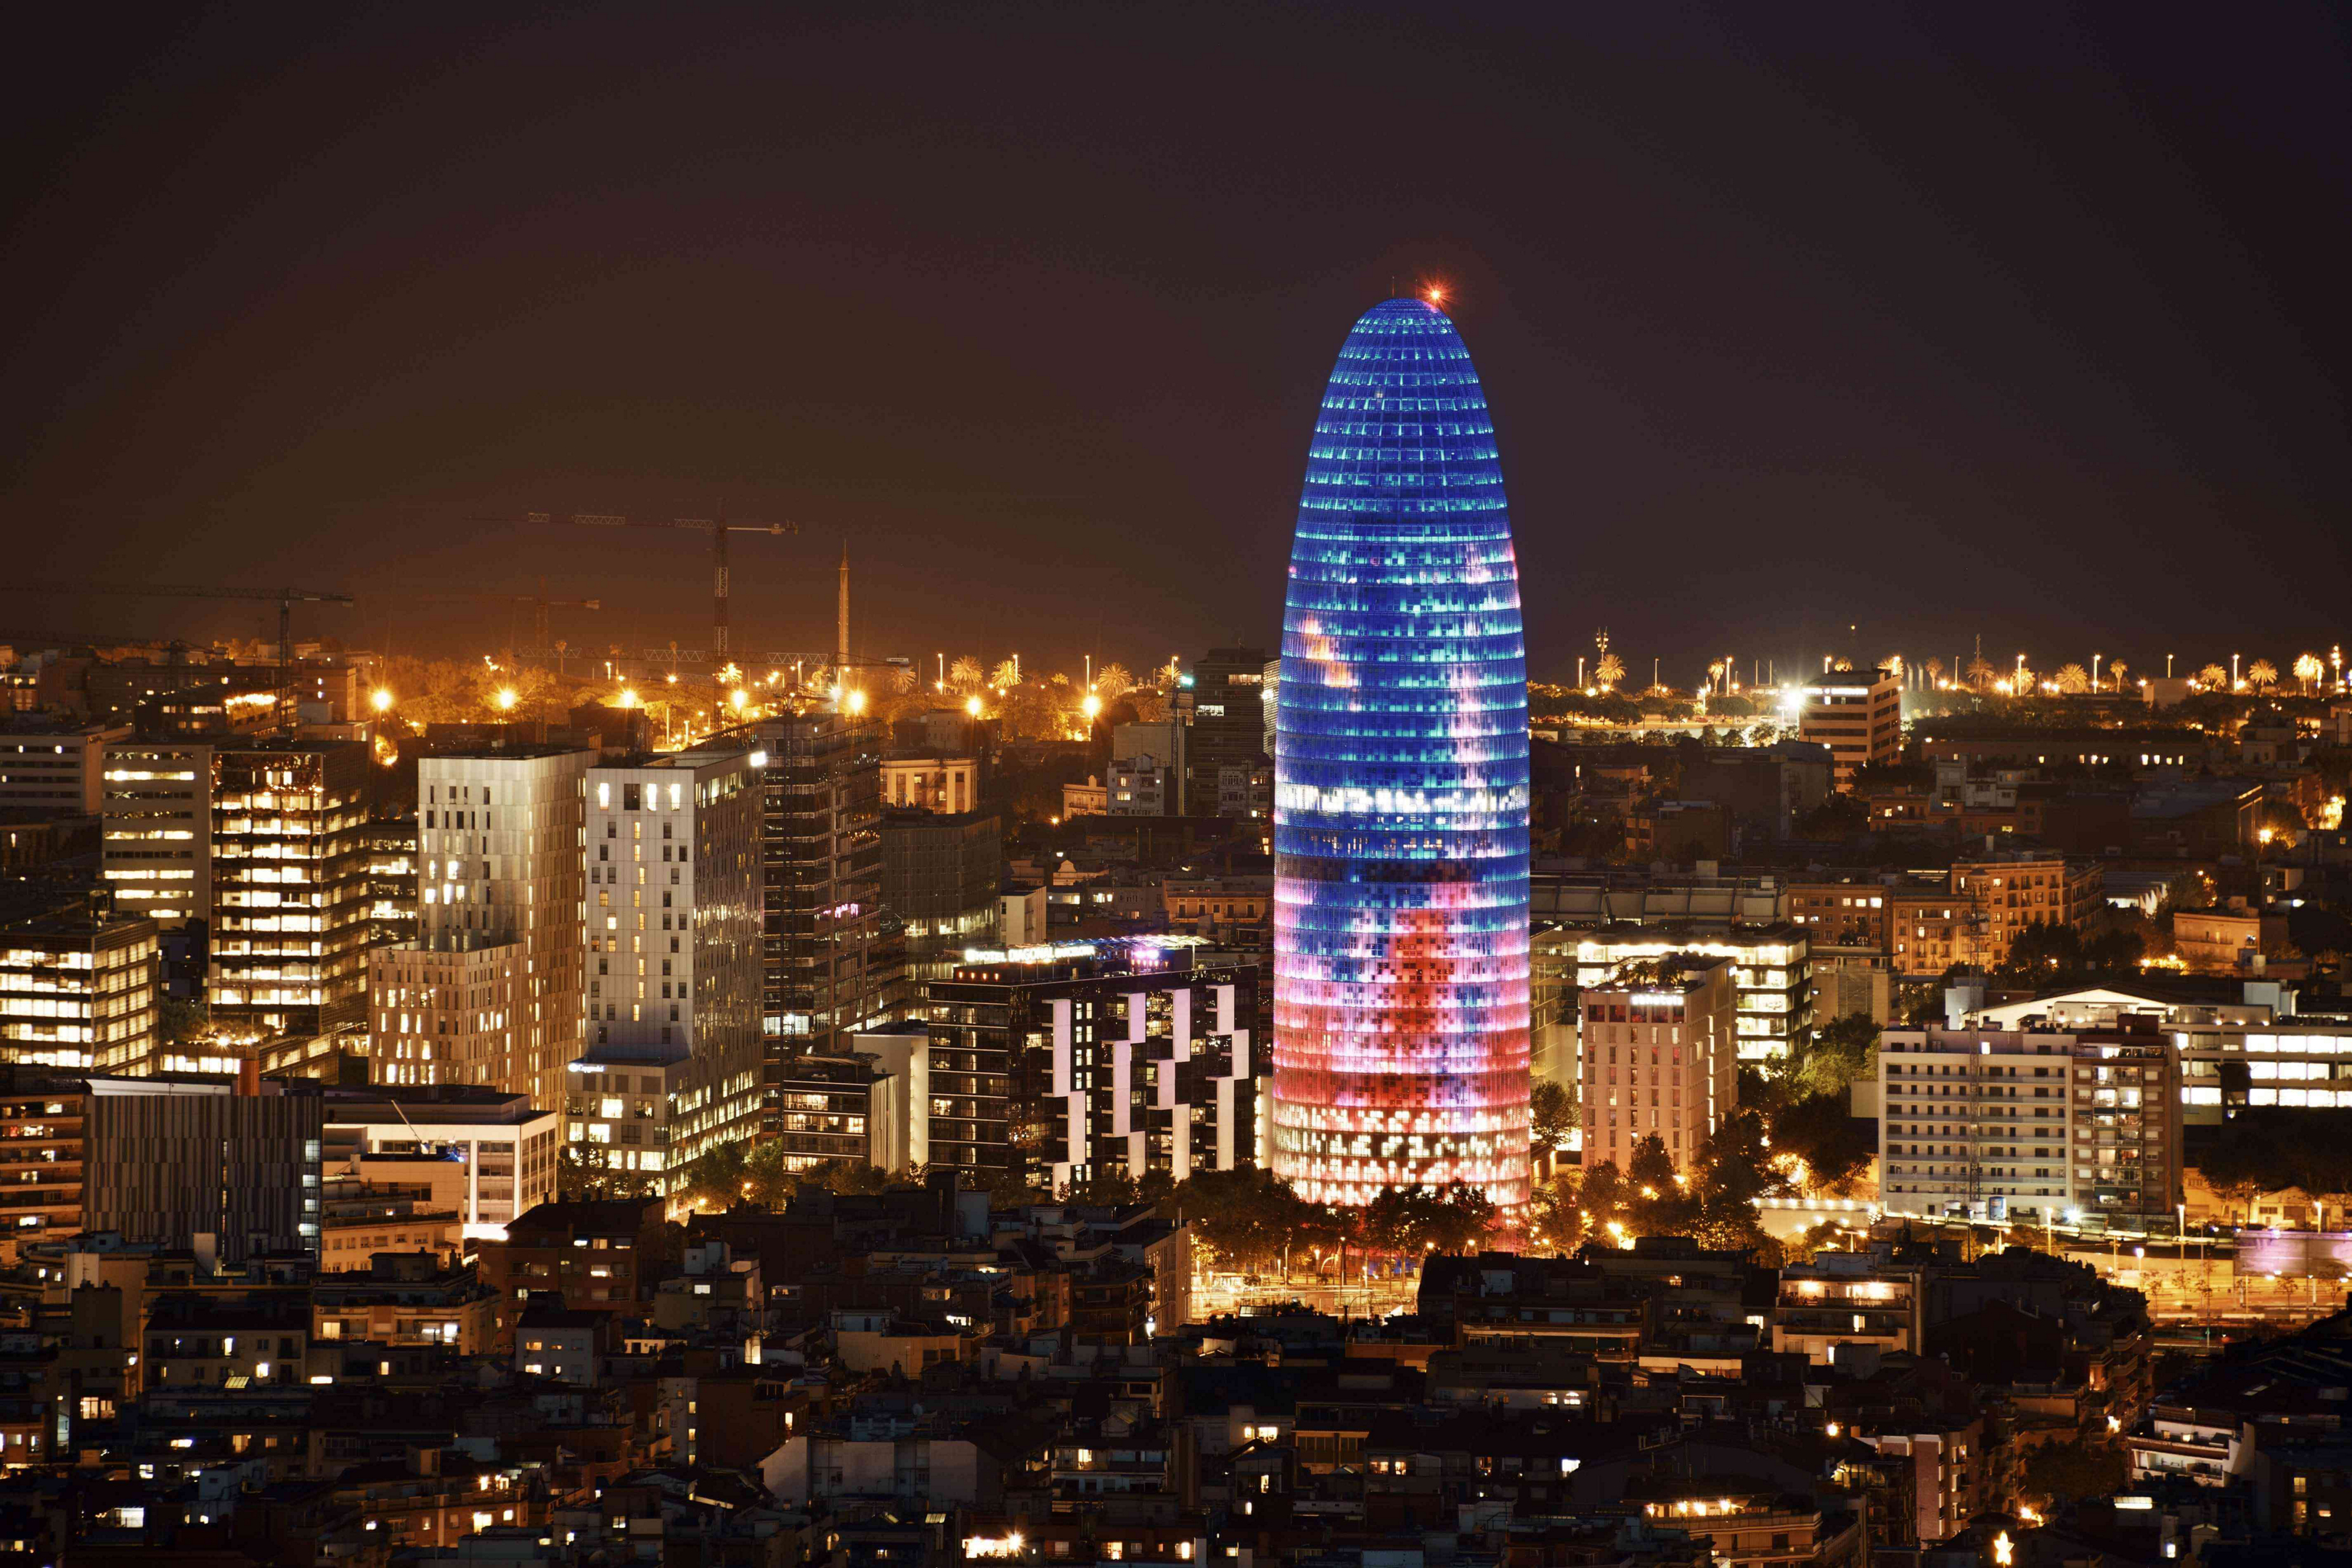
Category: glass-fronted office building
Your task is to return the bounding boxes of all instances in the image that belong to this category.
[1271,296,1532,1209]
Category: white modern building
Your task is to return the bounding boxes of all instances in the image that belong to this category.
[320,1084,562,1241]
[569,744,766,1194]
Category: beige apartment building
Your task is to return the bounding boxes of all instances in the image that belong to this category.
[1578,953,1737,1174]
[404,746,592,1111]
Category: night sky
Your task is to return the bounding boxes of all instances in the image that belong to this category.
[7,3,2346,686]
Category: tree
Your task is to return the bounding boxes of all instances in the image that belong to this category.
[1528,1167,1585,1254]
[948,656,983,693]
[159,995,211,1050]
[2055,663,2091,695]
[1577,1160,1630,1246]
[1788,1014,1879,1101]
[1530,1079,1577,1155]
[2022,1437,2128,1510]
[1066,1165,1140,1206]
[988,658,1020,690]
[2196,663,2229,690]
[1924,657,1945,688]
[2296,653,2327,694]
[1965,656,1997,691]
[2107,659,2128,691]
[1093,663,1135,704]
[1595,653,1625,690]
[1769,1092,1875,1196]
[2248,658,2279,692]
[674,1140,751,1211]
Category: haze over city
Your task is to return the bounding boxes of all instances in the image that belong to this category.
[9,4,2347,679]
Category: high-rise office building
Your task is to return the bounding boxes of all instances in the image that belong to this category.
[208,740,370,1040]
[1183,647,1270,818]
[1271,297,1533,1209]
[409,746,592,1111]
[566,746,766,1193]
[100,739,214,928]
[0,902,159,1075]
[746,713,902,1127]
[879,809,1001,984]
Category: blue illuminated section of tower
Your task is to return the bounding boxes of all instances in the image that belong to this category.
[1272,296,1532,1209]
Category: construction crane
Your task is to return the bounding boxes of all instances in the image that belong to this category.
[513,510,799,688]
[388,580,603,666]
[0,582,354,716]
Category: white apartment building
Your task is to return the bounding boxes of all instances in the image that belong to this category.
[410,746,592,1112]
[571,745,766,1193]
[1879,1021,2181,1225]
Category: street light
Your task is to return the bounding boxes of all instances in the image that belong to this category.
[370,688,393,713]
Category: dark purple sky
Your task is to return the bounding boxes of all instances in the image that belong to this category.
[7,3,2346,687]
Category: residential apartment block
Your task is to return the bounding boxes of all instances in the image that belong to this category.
[1577,954,1737,1174]
[1879,1018,2181,1225]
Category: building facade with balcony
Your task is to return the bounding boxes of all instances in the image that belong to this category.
[1879,1021,2181,1225]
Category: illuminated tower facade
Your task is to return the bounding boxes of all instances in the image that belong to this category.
[1272,296,1532,1209]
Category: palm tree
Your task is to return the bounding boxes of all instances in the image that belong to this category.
[1093,662,1136,703]
[1964,656,1996,691]
[2295,653,2327,694]
[2055,663,2091,695]
[1924,657,1945,688]
[2012,663,2036,695]
[2196,663,2229,691]
[2247,658,2280,692]
[1594,653,1625,690]
[890,663,919,694]
[2107,660,2128,692]
[1706,659,1726,695]
[947,656,982,693]
[988,658,1020,690]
